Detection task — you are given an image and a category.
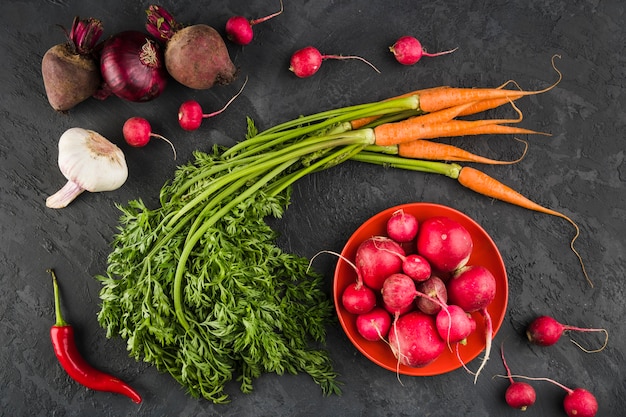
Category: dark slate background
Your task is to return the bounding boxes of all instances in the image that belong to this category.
[1,0,624,416]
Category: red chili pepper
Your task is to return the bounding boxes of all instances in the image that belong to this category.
[48,269,142,404]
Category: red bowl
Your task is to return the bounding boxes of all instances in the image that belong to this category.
[333,202,508,376]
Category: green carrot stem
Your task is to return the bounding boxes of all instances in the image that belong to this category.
[223,96,419,158]
[173,158,299,330]
[267,143,367,197]
[350,151,462,178]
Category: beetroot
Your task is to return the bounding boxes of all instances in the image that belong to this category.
[41,17,103,111]
[146,5,237,90]
[388,311,445,368]
[416,216,473,273]
[355,236,404,291]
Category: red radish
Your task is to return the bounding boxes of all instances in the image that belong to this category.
[99,31,169,102]
[310,249,376,315]
[381,273,417,313]
[401,254,431,282]
[447,265,496,313]
[415,276,447,315]
[41,17,104,111]
[178,77,248,131]
[504,375,598,417]
[388,311,445,368]
[390,36,458,66]
[446,265,497,383]
[225,0,284,45]
[386,209,418,242]
[500,343,536,411]
[526,315,609,352]
[145,5,237,90]
[369,237,430,281]
[563,388,598,417]
[356,308,392,341]
[355,236,404,291]
[289,46,380,78]
[341,282,376,315]
[436,304,475,345]
[416,216,473,273]
[122,117,177,159]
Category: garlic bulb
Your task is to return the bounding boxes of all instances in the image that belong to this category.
[46,127,128,208]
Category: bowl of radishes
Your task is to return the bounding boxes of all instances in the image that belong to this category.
[333,202,508,377]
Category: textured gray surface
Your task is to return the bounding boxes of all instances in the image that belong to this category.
[1,0,625,416]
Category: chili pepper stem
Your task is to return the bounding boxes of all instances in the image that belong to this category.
[48,269,68,327]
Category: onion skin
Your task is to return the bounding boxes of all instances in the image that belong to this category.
[99,31,168,102]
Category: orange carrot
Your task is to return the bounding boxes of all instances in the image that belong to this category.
[418,55,562,112]
[349,86,449,130]
[458,124,551,137]
[372,110,533,146]
[457,166,591,287]
[455,95,523,117]
[397,138,528,164]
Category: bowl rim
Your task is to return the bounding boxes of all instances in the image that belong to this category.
[333,202,508,376]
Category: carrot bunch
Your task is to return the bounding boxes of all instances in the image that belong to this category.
[337,55,589,287]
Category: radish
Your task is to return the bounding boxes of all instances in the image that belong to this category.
[447,265,496,313]
[386,209,418,242]
[526,315,609,353]
[41,17,103,111]
[289,46,380,78]
[388,311,445,368]
[145,5,237,90]
[415,276,447,315]
[416,216,473,273]
[503,375,598,417]
[500,343,536,411]
[446,265,497,383]
[355,236,404,291]
[178,77,248,131]
[435,304,475,345]
[401,254,431,282]
[122,117,177,160]
[310,249,376,315]
[381,273,417,313]
[225,0,284,46]
[389,36,458,66]
[341,282,376,315]
[356,308,392,341]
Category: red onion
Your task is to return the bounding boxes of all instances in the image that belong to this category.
[99,31,168,102]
